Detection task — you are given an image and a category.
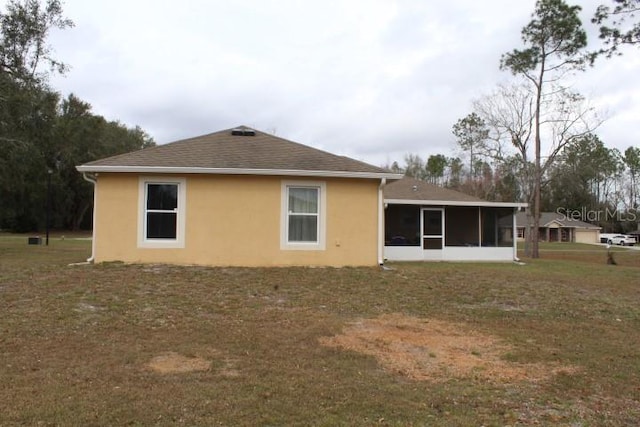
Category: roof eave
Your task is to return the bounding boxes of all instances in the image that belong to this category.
[75,165,404,180]
[384,198,528,208]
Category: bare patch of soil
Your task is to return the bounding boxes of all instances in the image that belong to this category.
[320,313,577,383]
[219,357,241,378]
[147,352,211,374]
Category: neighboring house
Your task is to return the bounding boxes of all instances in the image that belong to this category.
[383,177,526,262]
[512,211,601,244]
[77,126,403,267]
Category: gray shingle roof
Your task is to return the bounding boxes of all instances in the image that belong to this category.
[78,126,398,178]
[384,177,484,202]
[514,211,600,229]
[383,177,525,207]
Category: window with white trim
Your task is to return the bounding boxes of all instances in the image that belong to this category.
[288,187,319,242]
[146,183,178,239]
[281,181,326,250]
[138,177,186,248]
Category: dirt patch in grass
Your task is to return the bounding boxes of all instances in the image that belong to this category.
[320,313,578,383]
[147,352,211,374]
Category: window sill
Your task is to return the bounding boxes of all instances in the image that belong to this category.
[281,242,325,251]
[138,239,184,249]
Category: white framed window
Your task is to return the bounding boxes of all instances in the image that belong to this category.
[138,177,186,248]
[281,181,326,250]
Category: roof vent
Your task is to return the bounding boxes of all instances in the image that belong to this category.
[412,185,418,192]
[231,128,256,136]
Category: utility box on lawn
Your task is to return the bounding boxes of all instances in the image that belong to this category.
[28,236,42,245]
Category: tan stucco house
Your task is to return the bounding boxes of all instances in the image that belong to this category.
[77,126,403,267]
[512,211,601,244]
[77,126,527,266]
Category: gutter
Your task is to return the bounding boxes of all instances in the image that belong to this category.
[378,178,386,266]
[81,172,98,263]
[76,165,405,181]
[384,198,527,208]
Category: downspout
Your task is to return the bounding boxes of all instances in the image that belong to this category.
[378,178,386,266]
[82,172,98,263]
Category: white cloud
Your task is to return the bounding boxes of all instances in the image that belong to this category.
[37,0,640,167]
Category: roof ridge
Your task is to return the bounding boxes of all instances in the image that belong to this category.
[79,125,401,178]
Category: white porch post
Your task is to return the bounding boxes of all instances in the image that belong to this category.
[478,207,482,247]
[513,208,518,260]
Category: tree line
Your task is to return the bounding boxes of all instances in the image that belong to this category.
[2,0,639,255]
[385,0,640,257]
[0,0,154,232]
[389,133,639,230]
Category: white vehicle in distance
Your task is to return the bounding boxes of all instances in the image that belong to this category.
[607,235,636,246]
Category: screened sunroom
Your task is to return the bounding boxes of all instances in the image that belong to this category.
[383,178,526,262]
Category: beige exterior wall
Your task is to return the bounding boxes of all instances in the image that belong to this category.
[574,229,599,244]
[93,173,380,267]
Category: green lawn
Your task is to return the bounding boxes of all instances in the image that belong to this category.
[519,241,640,267]
[1,236,639,426]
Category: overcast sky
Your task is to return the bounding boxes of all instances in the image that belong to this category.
[37,0,640,166]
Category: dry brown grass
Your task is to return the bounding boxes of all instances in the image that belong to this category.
[1,236,640,426]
